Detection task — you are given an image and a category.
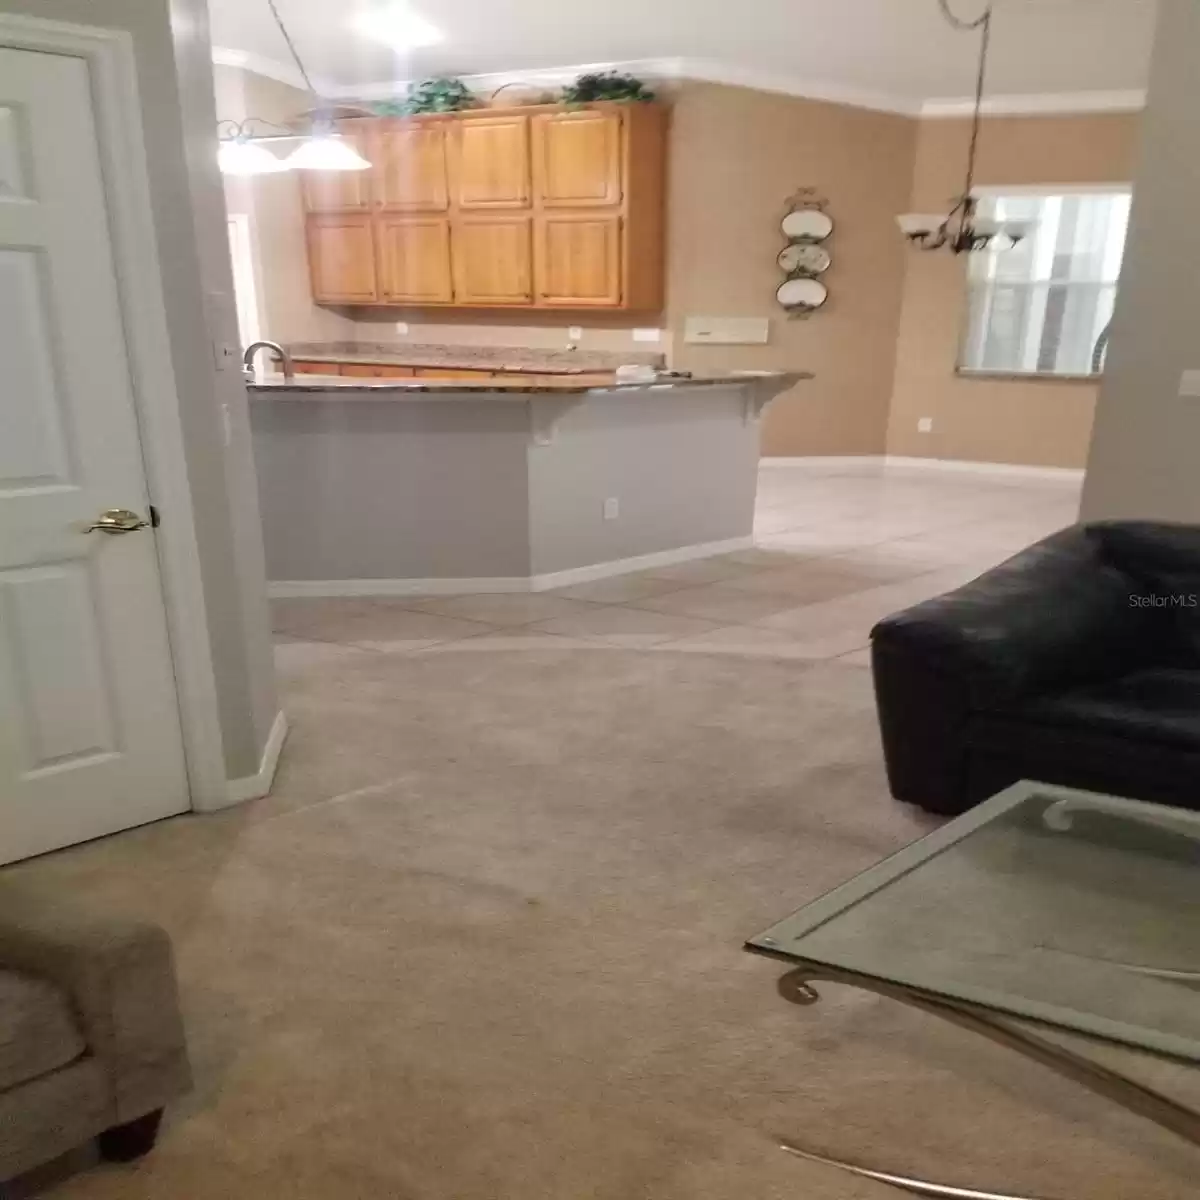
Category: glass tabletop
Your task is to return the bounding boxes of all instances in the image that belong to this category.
[747,782,1200,1063]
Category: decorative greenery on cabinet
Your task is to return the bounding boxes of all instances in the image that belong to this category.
[372,77,475,116]
[562,72,656,105]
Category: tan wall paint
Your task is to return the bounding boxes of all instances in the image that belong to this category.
[217,71,356,346]
[665,83,917,457]
[887,113,1141,467]
[1083,0,1200,523]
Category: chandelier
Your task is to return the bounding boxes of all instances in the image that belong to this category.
[897,2,1027,254]
[217,0,372,176]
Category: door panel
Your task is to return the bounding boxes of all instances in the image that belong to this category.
[535,214,622,306]
[0,47,188,864]
[533,110,623,207]
[376,124,449,211]
[452,116,531,209]
[452,216,532,304]
[301,126,373,212]
[378,216,453,303]
[307,214,378,302]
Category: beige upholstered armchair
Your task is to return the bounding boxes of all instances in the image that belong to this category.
[0,886,192,1183]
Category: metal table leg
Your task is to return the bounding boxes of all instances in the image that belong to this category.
[773,966,1200,1199]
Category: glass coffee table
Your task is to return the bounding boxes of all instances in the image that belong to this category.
[746,781,1200,1199]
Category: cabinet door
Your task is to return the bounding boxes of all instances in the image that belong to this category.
[294,360,340,375]
[452,116,531,209]
[306,215,378,303]
[534,214,622,307]
[451,216,533,304]
[378,216,453,303]
[301,128,373,212]
[375,124,449,211]
[532,110,623,207]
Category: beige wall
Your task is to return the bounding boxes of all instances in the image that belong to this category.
[887,113,1141,467]
[217,70,356,346]
[666,82,916,456]
[4,0,278,782]
[1083,0,1200,523]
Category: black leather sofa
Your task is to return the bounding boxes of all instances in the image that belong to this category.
[871,521,1200,817]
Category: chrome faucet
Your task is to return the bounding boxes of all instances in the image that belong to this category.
[242,340,293,383]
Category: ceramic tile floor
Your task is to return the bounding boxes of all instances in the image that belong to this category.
[271,461,1084,669]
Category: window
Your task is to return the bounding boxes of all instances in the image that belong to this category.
[226,213,261,351]
[960,190,1131,378]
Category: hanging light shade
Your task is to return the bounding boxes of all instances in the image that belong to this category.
[286,135,371,171]
[218,137,290,176]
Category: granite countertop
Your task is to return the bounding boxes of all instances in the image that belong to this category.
[248,371,810,397]
[283,341,665,376]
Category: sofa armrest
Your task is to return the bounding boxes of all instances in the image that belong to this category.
[0,887,191,1124]
[872,529,1158,706]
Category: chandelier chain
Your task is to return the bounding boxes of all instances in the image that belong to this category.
[265,0,318,99]
[937,0,992,31]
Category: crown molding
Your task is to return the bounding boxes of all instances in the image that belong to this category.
[211,45,334,97]
[921,89,1147,118]
[211,48,1147,122]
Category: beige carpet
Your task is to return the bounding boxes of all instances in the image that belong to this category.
[8,643,1199,1199]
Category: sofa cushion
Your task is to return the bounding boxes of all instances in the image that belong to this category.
[1013,667,1200,752]
[0,968,86,1091]
[1087,521,1200,659]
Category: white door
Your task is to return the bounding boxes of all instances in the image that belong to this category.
[0,46,189,864]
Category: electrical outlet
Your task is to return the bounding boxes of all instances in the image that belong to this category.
[394,321,409,335]
[568,326,584,342]
[918,417,934,434]
[603,497,620,521]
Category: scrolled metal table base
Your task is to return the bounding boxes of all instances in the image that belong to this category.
[773,965,1200,1200]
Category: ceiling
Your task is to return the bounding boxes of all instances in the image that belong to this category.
[208,0,1159,115]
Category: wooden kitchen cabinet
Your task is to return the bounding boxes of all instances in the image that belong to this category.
[303,103,666,312]
[534,213,622,307]
[301,127,373,212]
[374,124,449,211]
[293,360,339,375]
[451,115,531,209]
[532,110,623,207]
[377,216,454,303]
[451,216,533,305]
[306,214,378,303]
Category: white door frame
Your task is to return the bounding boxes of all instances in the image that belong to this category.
[0,13,228,810]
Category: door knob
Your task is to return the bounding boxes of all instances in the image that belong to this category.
[85,508,150,535]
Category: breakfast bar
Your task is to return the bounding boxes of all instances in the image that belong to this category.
[248,372,807,595]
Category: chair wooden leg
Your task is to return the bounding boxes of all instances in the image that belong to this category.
[97,1109,164,1163]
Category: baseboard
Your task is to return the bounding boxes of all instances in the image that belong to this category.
[269,577,532,598]
[225,711,289,806]
[760,454,1084,482]
[883,456,1086,482]
[267,538,755,599]
[759,456,885,469]
[529,537,755,591]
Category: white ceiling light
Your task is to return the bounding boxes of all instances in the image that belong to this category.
[355,5,443,51]
[286,133,371,171]
[218,137,290,175]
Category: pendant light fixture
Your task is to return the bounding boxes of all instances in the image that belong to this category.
[896,2,1026,253]
[217,0,372,175]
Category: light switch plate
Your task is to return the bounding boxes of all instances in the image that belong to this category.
[918,417,934,433]
[394,321,409,335]
[633,328,662,343]
[1180,370,1200,397]
[684,317,770,346]
[568,326,584,341]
